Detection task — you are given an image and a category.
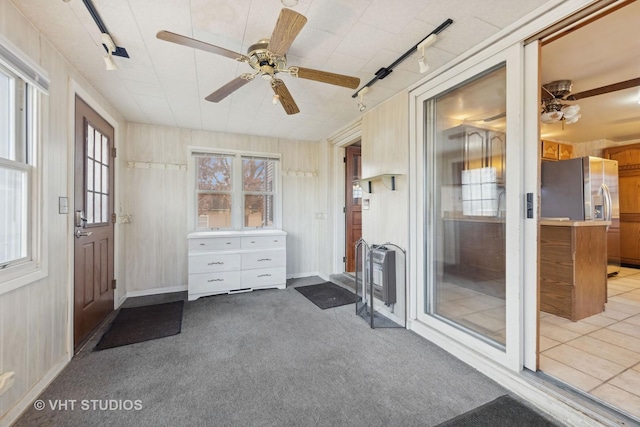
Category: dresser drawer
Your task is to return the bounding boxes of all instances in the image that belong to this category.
[241,235,286,249]
[241,250,286,270]
[189,253,241,274]
[189,270,242,294]
[241,267,286,287]
[188,237,240,251]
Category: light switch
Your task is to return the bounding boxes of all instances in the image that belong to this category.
[59,197,68,214]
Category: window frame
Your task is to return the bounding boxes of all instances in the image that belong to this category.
[189,147,282,232]
[0,60,46,294]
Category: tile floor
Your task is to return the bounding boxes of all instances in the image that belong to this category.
[539,267,640,419]
[437,267,640,420]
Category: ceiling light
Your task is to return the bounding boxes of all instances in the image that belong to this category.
[357,87,369,112]
[540,98,580,127]
[281,0,298,7]
[417,34,437,74]
[101,33,118,70]
[104,54,118,70]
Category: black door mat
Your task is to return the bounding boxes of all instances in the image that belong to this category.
[436,395,559,427]
[295,282,355,309]
[95,300,184,350]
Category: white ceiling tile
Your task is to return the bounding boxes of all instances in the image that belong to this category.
[11,0,594,142]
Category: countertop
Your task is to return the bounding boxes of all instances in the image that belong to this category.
[188,229,287,238]
[539,218,611,227]
[442,215,505,224]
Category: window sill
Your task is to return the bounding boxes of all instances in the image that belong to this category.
[0,262,48,296]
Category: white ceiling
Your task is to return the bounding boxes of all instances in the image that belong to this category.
[541,1,640,143]
[12,0,551,141]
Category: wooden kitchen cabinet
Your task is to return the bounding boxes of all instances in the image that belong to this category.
[605,143,640,266]
[558,143,573,160]
[539,222,607,321]
[541,140,559,160]
[443,125,506,185]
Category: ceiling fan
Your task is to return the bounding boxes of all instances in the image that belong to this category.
[156,8,361,115]
[541,77,640,124]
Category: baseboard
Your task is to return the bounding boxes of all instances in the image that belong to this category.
[286,272,322,280]
[124,285,187,299]
[408,320,611,427]
[0,355,69,427]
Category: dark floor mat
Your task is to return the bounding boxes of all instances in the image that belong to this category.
[95,300,184,350]
[436,395,559,427]
[295,282,355,309]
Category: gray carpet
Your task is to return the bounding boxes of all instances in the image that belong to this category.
[14,276,557,427]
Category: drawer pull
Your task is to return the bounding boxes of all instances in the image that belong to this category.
[207,261,224,265]
[226,242,231,245]
[257,258,272,262]
[258,274,272,278]
[273,240,279,242]
[250,241,256,244]
[207,278,224,282]
[199,243,205,246]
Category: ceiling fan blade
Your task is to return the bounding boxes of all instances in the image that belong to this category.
[295,67,360,89]
[541,85,555,100]
[268,9,308,57]
[205,76,251,103]
[567,77,640,100]
[157,30,249,62]
[272,79,300,115]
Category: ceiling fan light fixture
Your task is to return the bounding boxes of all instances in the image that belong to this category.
[281,0,298,7]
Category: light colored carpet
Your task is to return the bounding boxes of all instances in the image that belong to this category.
[13,276,539,427]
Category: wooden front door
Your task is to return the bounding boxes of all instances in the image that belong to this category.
[345,145,362,272]
[605,143,640,266]
[74,96,115,349]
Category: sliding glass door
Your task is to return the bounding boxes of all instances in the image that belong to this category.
[411,45,524,368]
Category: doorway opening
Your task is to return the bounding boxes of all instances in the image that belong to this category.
[537,1,640,420]
[345,142,362,274]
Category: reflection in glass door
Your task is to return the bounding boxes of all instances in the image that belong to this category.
[426,65,507,347]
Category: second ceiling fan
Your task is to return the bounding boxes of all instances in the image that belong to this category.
[157,8,360,115]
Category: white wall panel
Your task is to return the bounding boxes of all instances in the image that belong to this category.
[123,124,320,293]
[360,91,410,323]
[0,0,126,422]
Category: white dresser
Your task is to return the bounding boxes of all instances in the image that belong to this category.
[187,230,287,301]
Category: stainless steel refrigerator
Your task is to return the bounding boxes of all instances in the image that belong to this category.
[541,156,620,275]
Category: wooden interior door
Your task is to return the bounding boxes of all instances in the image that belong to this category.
[74,96,115,350]
[345,145,362,272]
[605,144,640,267]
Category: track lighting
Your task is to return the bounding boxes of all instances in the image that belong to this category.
[357,87,369,112]
[101,33,118,70]
[417,34,437,74]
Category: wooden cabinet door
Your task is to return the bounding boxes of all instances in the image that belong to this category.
[488,131,505,184]
[465,129,486,170]
[605,143,640,266]
[541,140,559,160]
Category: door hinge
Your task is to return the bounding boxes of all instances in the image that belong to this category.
[343,206,346,213]
[343,157,346,163]
[343,256,346,263]
[112,212,117,224]
[111,147,117,158]
[112,279,116,290]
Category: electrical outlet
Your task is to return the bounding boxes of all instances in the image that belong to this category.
[0,372,15,396]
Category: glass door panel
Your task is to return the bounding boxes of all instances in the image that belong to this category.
[428,65,507,347]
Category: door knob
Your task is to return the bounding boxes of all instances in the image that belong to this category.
[74,230,93,239]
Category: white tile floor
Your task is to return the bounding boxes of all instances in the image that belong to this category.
[437,267,640,420]
[539,267,640,419]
